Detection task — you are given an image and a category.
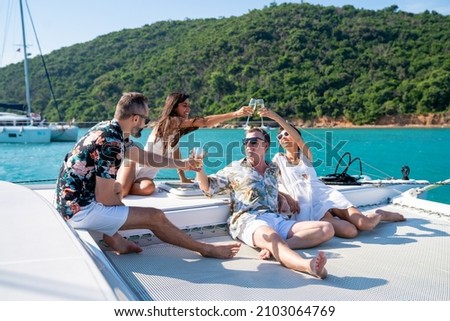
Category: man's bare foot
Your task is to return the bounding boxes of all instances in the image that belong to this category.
[259,248,271,260]
[308,251,328,279]
[103,233,143,255]
[376,209,406,222]
[201,242,241,259]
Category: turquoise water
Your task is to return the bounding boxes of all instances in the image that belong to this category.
[1,127,449,204]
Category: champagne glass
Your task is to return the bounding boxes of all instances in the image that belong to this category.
[244,98,256,130]
[256,99,267,129]
[190,147,204,169]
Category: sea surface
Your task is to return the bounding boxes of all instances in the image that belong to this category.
[1,127,449,204]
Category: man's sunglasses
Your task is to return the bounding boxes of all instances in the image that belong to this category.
[134,113,151,125]
[277,131,289,140]
[242,137,265,146]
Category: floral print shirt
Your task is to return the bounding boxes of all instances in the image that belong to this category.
[55,120,133,220]
[205,158,279,240]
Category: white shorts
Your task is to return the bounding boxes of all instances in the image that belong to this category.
[68,201,129,236]
[135,164,159,180]
[239,212,295,247]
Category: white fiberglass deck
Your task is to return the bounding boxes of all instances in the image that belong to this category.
[21,181,450,301]
[105,202,450,301]
[0,182,126,300]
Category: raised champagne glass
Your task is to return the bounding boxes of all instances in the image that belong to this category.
[256,99,267,129]
[244,98,256,130]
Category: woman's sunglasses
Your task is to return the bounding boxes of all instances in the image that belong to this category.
[277,131,289,140]
[242,137,265,146]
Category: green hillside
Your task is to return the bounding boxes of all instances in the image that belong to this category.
[0,3,449,125]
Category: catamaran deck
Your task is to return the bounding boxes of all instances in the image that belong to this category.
[14,182,450,301]
[104,193,450,301]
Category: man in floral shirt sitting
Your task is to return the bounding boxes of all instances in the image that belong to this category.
[196,127,333,278]
[55,92,240,259]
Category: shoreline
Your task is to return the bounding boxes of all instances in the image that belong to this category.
[75,122,450,129]
[218,122,450,129]
[293,112,450,129]
[220,112,450,129]
[76,112,450,129]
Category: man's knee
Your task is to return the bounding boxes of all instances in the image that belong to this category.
[141,207,167,226]
[253,226,283,247]
[321,222,335,240]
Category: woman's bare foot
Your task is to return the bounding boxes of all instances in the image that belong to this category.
[103,233,143,255]
[259,248,271,260]
[360,213,382,230]
[375,209,406,222]
[201,242,241,259]
[308,251,328,279]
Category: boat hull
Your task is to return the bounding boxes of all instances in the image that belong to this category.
[0,126,51,143]
[0,181,132,300]
[49,124,79,142]
[328,179,429,207]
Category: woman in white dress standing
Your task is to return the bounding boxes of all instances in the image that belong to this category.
[259,108,405,238]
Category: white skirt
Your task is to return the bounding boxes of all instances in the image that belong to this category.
[294,179,354,221]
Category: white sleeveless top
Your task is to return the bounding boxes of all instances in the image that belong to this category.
[134,115,198,179]
[273,153,353,221]
[135,130,178,179]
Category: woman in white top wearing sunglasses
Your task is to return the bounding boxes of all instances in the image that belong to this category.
[259,108,405,238]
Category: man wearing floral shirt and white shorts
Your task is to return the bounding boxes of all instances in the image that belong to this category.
[196,127,333,278]
[55,92,241,259]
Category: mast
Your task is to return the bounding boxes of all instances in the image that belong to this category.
[19,0,31,115]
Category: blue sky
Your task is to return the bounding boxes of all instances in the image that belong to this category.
[1,0,449,67]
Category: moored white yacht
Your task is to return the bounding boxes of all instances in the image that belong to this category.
[0,111,51,143]
[0,0,78,144]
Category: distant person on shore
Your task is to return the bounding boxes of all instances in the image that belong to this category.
[117,92,253,196]
[258,108,406,238]
[55,92,241,258]
[195,127,333,279]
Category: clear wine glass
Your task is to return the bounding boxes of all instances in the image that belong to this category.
[189,147,204,169]
[244,98,256,130]
[256,99,267,129]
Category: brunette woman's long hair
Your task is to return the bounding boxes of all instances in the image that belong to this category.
[154,92,199,155]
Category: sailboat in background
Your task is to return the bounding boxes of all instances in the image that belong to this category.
[0,110,51,143]
[0,0,78,143]
[48,122,79,142]
[0,0,51,143]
